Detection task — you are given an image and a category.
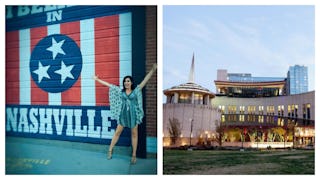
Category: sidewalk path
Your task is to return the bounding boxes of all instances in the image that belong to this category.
[5,137,157,175]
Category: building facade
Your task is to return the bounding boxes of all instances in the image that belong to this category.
[213,91,315,147]
[163,55,220,146]
[287,65,308,95]
[163,58,314,148]
[6,6,157,156]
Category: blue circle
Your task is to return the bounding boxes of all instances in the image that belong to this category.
[30,34,82,93]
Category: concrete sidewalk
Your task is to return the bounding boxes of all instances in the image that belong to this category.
[5,136,157,175]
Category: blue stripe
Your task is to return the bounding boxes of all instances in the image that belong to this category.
[5,104,131,146]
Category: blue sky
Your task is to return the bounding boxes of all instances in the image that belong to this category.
[163,5,315,100]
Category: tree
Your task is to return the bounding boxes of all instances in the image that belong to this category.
[168,118,181,145]
[214,120,225,147]
[248,128,257,143]
[287,120,296,142]
[226,128,242,142]
[272,127,286,142]
[267,129,275,142]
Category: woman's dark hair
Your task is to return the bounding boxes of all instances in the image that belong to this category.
[122,76,135,91]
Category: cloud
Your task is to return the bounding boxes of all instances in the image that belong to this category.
[163,66,187,89]
[204,18,314,77]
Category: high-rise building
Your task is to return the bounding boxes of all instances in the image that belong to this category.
[287,65,308,95]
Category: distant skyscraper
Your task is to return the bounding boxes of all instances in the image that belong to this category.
[287,65,308,95]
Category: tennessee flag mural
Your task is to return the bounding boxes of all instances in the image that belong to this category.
[5,6,137,145]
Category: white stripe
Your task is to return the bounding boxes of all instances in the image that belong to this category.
[80,19,96,106]
[19,29,31,105]
[47,24,61,105]
[119,12,132,88]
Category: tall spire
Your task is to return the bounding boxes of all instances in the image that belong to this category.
[188,53,195,83]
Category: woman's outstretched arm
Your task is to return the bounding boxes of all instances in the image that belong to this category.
[93,75,114,88]
[139,63,157,89]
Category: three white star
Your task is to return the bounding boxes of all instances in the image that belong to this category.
[46,37,66,60]
[55,61,75,84]
[35,36,76,85]
[33,61,50,83]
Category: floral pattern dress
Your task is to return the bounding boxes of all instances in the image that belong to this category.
[109,85,144,128]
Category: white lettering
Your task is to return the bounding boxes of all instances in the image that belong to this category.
[6,107,18,132]
[29,108,39,133]
[101,110,114,139]
[74,109,87,137]
[18,108,30,133]
[17,6,30,17]
[87,109,101,138]
[6,106,115,140]
[6,6,13,19]
[66,109,74,136]
[30,6,43,14]
[53,109,65,135]
[39,108,53,134]
[8,5,70,20]
[46,10,62,23]
[44,5,57,11]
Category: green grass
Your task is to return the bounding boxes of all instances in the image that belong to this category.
[163,149,314,174]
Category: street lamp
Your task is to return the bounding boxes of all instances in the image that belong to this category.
[189,118,194,147]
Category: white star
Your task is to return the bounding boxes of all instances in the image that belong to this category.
[55,61,75,84]
[46,37,66,60]
[33,61,50,83]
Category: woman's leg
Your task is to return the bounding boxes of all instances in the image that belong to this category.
[131,125,138,164]
[108,125,124,158]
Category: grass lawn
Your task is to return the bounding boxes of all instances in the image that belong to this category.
[163,149,314,174]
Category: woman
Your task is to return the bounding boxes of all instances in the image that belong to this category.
[93,63,157,164]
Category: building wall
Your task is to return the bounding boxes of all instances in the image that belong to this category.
[145,6,157,153]
[287,65,308,95]
[163,103,221,146]
[6,6,156,155]
[212,91,315,120]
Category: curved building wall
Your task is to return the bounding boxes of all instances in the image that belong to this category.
[163,103,221,146]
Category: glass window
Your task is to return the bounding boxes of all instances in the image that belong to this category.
[307,104,311,119]
[295,105,298,118]
[194,93,203,105]
[248,106,256,114]
[259,106,264,115]
[178,93,192,104]
[239,106,245,114]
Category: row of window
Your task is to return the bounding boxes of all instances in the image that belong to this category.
[221,114,306,126]
[218,104,311,119]
[167,93,209,105]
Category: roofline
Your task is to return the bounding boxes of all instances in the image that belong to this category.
[214,80,286,87]
[163,88,215,97]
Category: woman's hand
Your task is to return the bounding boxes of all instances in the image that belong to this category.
[93,75,99,80]
[152,63,157,71]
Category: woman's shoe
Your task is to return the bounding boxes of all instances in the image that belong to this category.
[130,156,136,164]
[107,150,112,160]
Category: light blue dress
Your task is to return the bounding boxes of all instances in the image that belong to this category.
[109,85,144,128]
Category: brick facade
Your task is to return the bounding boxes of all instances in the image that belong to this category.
[145,6,157,137]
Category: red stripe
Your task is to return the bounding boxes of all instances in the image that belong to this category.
[60,21,81,106]
[94,15,120,106]
[30,26,48,105]
[6,31,20,104]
